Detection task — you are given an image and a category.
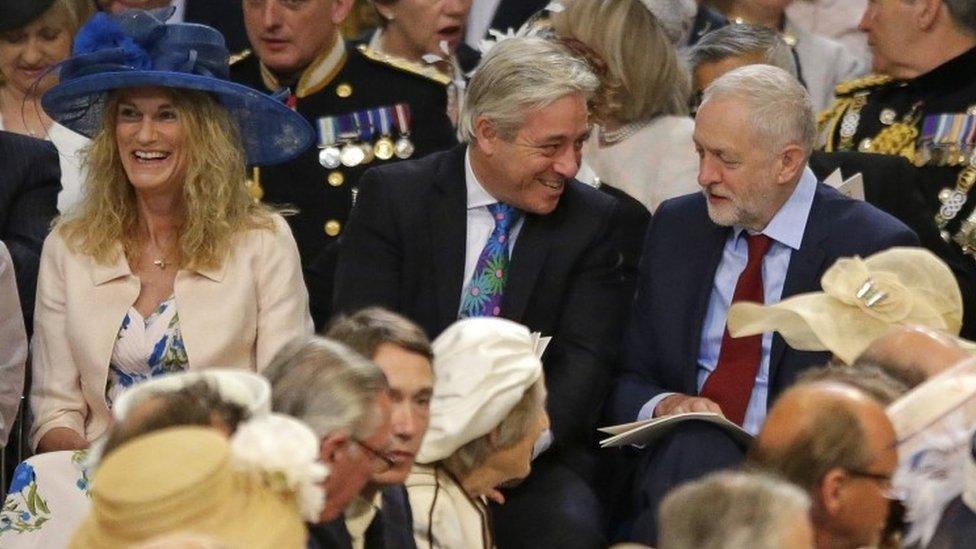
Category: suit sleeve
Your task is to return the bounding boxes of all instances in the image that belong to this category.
[0,242,26,447]
[544,198,634,447]
[0,138,60,332]
[30,231,86,449]
[254,214,314,370]
[607,211,672,425]
[333,167,403,314]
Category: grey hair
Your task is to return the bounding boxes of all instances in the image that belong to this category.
[701,64,816,156]
[688,23,798,78]
[459,36,599,143]
[659,471,812,549]
[945,0,976,35]
[263,335,388,440]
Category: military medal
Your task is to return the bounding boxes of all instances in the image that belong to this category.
[353,111,375,165]
[337,114,365,167]
[316,116,342,169]
[393,103,416,159]
[373,107,396,160]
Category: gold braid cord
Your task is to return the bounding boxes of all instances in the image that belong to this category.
[870,123,919,161]
[817,97,852,152]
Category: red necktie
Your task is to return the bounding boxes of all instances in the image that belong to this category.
[700,233,774,426]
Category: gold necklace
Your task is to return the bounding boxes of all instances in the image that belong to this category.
[152,257,169,270]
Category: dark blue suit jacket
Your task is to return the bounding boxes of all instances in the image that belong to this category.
[608,182,919,425]
[307,485,416,549]
[0,131,60,333]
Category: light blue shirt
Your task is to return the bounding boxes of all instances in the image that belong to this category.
[638,167,818,435]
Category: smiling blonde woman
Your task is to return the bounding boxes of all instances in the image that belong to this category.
[29,8,316,454]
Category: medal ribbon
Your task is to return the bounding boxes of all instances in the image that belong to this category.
[393,103,412,136]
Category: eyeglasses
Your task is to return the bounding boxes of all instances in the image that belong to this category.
[353,438,396,471]
[846,468,904,500]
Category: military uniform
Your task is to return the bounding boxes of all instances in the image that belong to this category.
[818,46,976,338]
[230,37,457,326]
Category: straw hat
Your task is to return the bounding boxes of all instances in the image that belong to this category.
[727,247,963,365]
[417,318,543,464]
[71,426,308,548]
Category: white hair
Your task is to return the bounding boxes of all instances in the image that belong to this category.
[459,36,599,143]
[659,471,812,549]
[701,64,816,156]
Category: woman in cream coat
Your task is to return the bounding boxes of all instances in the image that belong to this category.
[407,318,549,549]
[29,9,315,453]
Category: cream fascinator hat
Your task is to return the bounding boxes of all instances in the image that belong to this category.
[417,318,544,464]
[727,247,963,365]
[112,369,272,421]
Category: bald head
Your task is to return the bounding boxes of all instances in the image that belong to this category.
[751,382,898,549]
[755,383,890,468]
[858,325,969,387]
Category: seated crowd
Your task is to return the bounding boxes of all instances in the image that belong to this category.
[3,0,976,548]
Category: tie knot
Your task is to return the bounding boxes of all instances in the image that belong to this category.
[488,202,520,230]
[746,233,774,260]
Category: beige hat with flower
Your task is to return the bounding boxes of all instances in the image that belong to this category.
[417,318,544,464]
[71,426,309,548]
[727,247,963,365]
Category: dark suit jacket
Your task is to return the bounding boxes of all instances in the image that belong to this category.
[608,181,919,425]
[488,0,550,35]
[307,486,416,549]
[0,131,60,333]
[184,0,250,53]
[334,145,632,465]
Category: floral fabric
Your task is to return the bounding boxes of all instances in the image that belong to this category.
[106,295,188,406]
[0,450,92,547]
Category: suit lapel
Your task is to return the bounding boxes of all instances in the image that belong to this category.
[430,147,468,330]
[687,221,731,393]
[768,185,830,379]
[503,212,554,321]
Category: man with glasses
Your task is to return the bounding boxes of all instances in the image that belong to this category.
[748,381,900,549]
[262,335,394,533]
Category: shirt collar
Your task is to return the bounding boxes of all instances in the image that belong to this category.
[464,147,498,209]
[259,32,347,98]
[734,165,817,250]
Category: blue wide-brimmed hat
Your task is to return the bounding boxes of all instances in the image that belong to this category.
[41,9,313,166]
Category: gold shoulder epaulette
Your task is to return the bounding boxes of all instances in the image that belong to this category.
[356,44,451,86]
[229,49,252,66]
[834,74,894,96]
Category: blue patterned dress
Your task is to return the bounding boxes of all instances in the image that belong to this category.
[105,295,188,406]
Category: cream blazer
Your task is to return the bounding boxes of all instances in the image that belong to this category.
[29,214,313,449]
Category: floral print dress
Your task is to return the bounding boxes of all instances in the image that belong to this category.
[105,295,189,407]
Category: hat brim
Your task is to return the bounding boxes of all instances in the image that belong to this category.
[728,296,892,365]
[42,71,313,166]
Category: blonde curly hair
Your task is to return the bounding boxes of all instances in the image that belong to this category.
[57,87,276,271]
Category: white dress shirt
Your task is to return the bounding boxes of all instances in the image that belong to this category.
[461,148,524,300]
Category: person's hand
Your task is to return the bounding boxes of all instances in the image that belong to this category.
[36,427,90,454]
[484,488,506,505]
[654,394,724,417]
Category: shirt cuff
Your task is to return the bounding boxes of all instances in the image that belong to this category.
[638,392,677,421]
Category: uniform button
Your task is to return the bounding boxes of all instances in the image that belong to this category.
[336,83,353,98]
[324,219,342,236]
[328,171,345,187]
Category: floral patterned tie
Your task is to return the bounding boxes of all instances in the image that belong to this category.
[459,203,521,318]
